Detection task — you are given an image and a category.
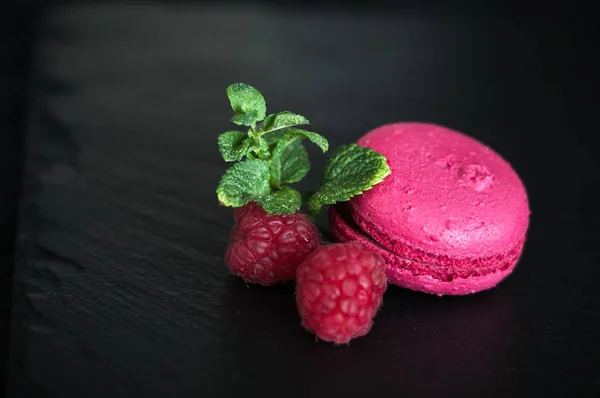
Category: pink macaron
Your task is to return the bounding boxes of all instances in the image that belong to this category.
[329,122,530,295]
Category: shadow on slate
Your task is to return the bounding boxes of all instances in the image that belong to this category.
[7,1,600,397]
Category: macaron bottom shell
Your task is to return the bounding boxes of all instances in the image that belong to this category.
[329,204,523,296]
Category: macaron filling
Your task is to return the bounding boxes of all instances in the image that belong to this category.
[330,203,524,283]
[348,203,525,270]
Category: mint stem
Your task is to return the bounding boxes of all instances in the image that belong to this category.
[270,177,280,190]
[249,123,264,160]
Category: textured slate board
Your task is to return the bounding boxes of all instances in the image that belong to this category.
[7,2,600,397]
[1,3,31,392]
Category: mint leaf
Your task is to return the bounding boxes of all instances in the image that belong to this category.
[216,159,271,207]
[262,111,309,133]
[307,144,391,216]
[231,111,260,127]
[218,131,251,161]
[226,83,266,126]
[270,140,310,187]
[264,130,287,145]
[255,186,302,214]
[271,129,328,161]
[262,112,310,145]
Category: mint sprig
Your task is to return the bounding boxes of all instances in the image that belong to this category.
[216,83,390,216]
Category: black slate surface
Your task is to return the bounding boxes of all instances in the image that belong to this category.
[1,3,31,392]
[6,2,600,397]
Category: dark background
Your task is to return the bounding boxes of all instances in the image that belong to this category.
[1,0,599,397]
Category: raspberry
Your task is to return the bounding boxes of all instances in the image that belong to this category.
[225,202,321,286]
[296,242,387,344]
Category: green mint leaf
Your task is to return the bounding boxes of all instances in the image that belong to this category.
[255,186,302,214]
[226,83,266,126]
[218,131,251,161]
[216,159,271,207]
[271,129,328,161]
[262,111,309,133]
[264,130,287,145]
[270,140,310,187]
[231,111,260,126]
[307,144,391,216]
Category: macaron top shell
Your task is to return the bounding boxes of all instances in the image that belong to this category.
[350,122,530,260]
